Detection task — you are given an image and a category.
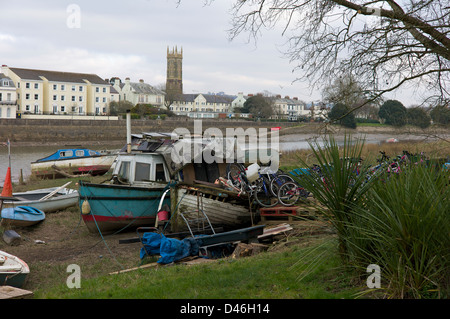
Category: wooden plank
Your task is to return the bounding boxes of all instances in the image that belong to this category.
[0,286,33,299]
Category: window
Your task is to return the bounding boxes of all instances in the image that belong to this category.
[118,161,131,181]
[53,84,57,90]
[60,150,73,158]
[61,95,65,101]
[96,87,99,93]
[103,97,106,103]
[79,96,83,102]
[25,94,30,100]
[53,95,57,101]
[34,93,38,99]
[96,97,99,103]
[26,83,30,89]
[72,96,76,102]
[75,150,85,157]
[79,86,83,92]
[135,162,151,182]
[103,87,106,93]
[61,85,65,91]
[34,83,38,89]
[72,86,76,91]
[61,106,65,112]
[155,164,166,182]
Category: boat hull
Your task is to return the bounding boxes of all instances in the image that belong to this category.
[3,188,79,213]
[0,206,45,227]
[31,156,115,179]
[175,189,252,230]
[0,250,30,288]
[78,181,170,234]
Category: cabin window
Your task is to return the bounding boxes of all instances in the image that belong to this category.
[155,163,166,182]
[75,150,85,157]
[88,150,97,156]
[135,162,151,181]
[118,161,131,181]
[60,150,73,158]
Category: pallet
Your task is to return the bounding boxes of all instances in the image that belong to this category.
[260,206,298,221]
[0,286,33,299]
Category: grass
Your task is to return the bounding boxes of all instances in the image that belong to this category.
[35,237,364,299]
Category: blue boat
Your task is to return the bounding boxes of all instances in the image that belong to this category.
[0,206,45,227]
[31,148,116,179]
[79,181,170,234]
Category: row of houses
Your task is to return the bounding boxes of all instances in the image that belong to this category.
[0,65,328,120]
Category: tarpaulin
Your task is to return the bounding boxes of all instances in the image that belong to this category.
[139,232,202,264]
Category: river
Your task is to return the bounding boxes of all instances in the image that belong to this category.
[0,132,428,184]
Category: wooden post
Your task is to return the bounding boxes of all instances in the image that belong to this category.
[170,186,179,232]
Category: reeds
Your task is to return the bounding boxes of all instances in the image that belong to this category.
[291,134,450,298]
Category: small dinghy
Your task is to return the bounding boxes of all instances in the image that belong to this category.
[0,250,30,288]
[1,206,45,227]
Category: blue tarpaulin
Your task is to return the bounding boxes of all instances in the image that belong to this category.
[139,232,201,264]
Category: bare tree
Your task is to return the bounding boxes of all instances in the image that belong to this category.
[227,0,450,110]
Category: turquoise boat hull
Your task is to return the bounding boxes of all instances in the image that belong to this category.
[78,181,170,234]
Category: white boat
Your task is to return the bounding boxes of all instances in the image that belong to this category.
[0,250,30,288]
[31,148,116,179]
[3,187,79,213]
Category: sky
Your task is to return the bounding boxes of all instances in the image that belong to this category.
[0,0,422,105]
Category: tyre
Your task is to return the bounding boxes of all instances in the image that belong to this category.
[269,173,295,197]
[253,177,278,207]
[277,181,308,206]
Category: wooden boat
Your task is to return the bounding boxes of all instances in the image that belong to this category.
[1,206,45,227]
[78,131,266,234]
[0,250,30,288]
[31,148,116,179]
[79,181,170,234]
[3,186,79,213]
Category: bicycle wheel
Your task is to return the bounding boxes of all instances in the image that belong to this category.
[277,181,308,206]
[270,173,295,197]
[226,163,246,187]
[253,177,278,207]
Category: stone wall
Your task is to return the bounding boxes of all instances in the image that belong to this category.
[0,118,296,144]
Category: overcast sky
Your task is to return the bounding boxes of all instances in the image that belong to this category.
[0,0,421,104]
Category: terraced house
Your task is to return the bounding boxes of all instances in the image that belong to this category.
[170,93,234,118]
[0,73,17,118]
[1,65,118,116]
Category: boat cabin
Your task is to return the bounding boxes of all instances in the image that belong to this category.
[35,149,102,163]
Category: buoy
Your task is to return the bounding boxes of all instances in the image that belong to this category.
[81,200,91,215]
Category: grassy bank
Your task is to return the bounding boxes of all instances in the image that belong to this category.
[37,236,364,299]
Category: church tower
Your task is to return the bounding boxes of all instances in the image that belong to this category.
[166,46,183,97]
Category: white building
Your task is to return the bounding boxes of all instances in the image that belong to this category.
[112,77,165,107]
[272,95,306,120]
[170,93,234,118]
[1,65,114,116]
[0,73,17,118]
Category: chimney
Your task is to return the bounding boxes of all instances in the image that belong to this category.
[285,96,290,99]
[139,79,144,83]
[293,97,298,100]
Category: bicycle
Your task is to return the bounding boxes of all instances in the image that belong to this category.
[277,181,309,206]
[226,163,278,207]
